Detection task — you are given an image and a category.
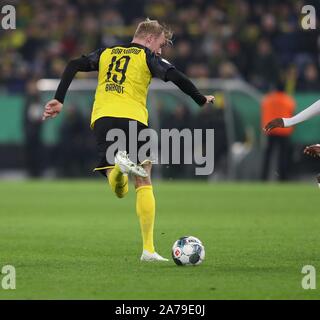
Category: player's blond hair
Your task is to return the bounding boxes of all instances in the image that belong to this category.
[134,18,173,45]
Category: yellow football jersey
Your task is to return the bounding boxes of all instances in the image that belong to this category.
[86,43,174,128]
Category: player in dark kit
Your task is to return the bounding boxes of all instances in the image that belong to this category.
[42,18,215,261]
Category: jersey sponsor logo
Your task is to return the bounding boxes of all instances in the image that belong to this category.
[111,48,141,55]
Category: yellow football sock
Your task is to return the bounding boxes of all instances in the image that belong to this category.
[136,185,155,253]
[108,164,128,198]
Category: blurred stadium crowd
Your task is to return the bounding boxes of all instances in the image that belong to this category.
[1,0,320,93]
[1,0,320,180]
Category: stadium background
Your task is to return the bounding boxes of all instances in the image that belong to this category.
[1,0,320,180]
[1,0,320,301]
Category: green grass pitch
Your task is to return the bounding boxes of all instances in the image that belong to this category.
[0,180,320,300]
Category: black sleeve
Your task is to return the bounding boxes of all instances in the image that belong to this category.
[166,68,207,106]
[54,48,105,103]
[145,50,175,81]
[83,48,105,71]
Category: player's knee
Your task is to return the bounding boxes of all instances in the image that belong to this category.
[113,186,129,199]
[134,161,152,189]
[141,161,152,174]
[115,191,126,199]
[134,176,151,189]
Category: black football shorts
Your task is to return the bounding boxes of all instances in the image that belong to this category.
[93,116,149,175]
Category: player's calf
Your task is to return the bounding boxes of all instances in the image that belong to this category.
[134,161,160,258]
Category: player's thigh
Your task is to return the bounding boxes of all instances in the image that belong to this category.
[93,117,120,174]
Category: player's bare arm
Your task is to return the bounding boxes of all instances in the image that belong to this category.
[264,118,284,132]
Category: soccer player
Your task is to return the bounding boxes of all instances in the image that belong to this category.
[264,98,320,158]
[42,19,215,261]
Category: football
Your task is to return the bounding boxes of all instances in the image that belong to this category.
[172,236,205,266]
